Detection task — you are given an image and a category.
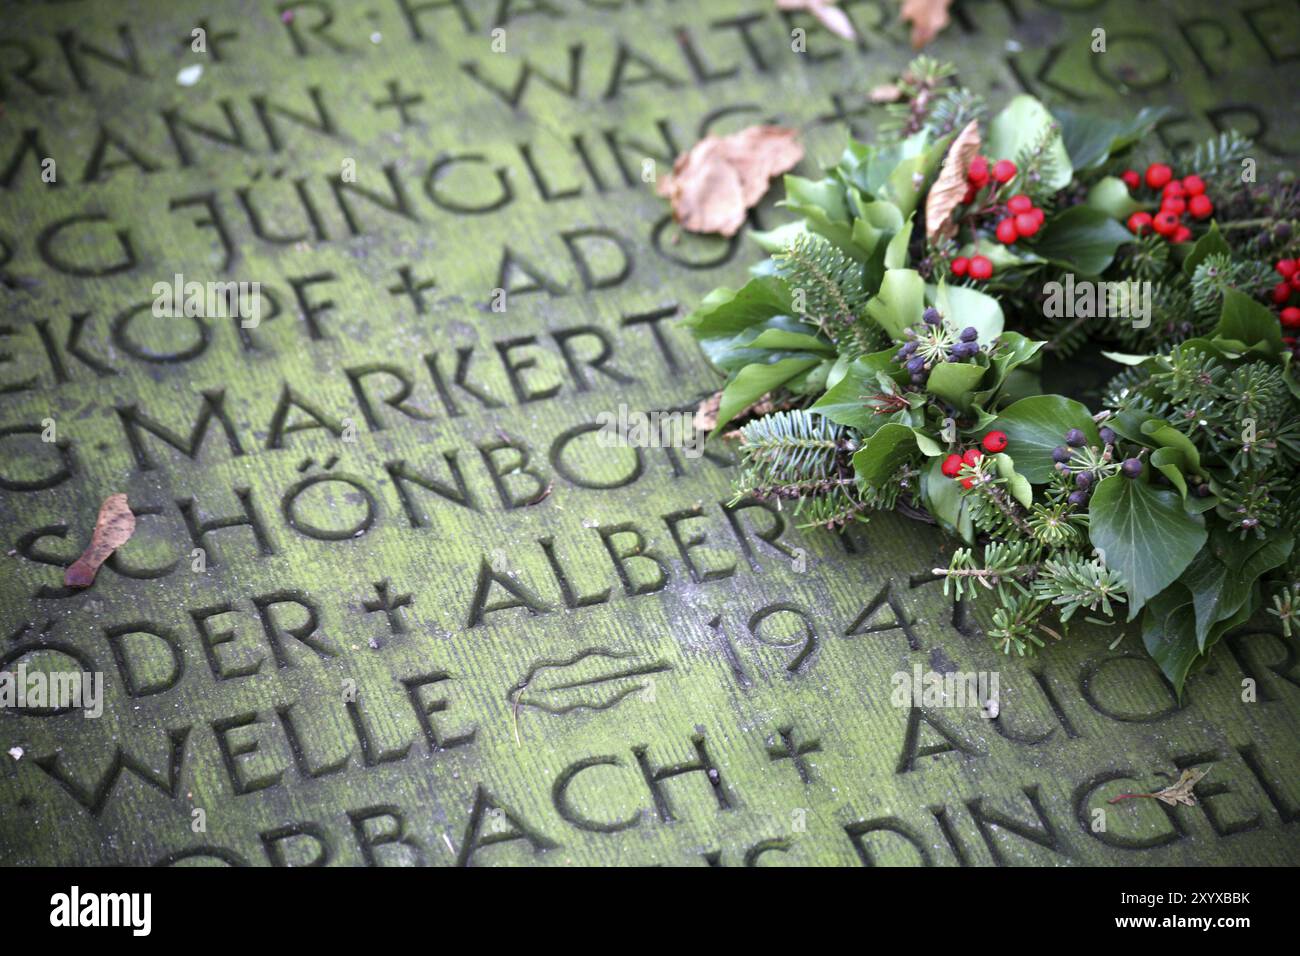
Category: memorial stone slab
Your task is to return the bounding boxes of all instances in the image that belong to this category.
[0,0,1298,866]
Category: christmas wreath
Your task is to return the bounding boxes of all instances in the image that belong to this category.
[683,59,1300,693]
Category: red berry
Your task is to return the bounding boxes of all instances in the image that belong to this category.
[1152,211,1180,237]
[1014,212,1040,237]
[982,430,1008,453]
[962,448,983,466]
[960,477,975,489]
[1161,196,1187,216]
[1275,259,1296,279]
[1188,194,1213,219]
[968,255,993,280]
[992,159,1017,184]
[951,256,970,277]
[1145,163,1173,189]
[1031,207,1046,227]
[1281,307,1300,330]
[1120,169,1141,191]
[1172,225,1192,244]
[1292,272,1300,290]
[967,156,989,185]
[1007,194,1033,215]
[1162,181,1185,200]
[1127,211,1153,235]
[942,453,963,477]
[961,185,977,205]
[1181,174,1205,196]
[1273,282,1293,304]
[996,218,1019,244]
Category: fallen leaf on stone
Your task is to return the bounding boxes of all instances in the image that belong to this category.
[65,493,135,589]
[925,118,981,243]
[657,125,804,237]
[776,0,857,41]
[1149,767,1209,806]
[1108,767,1209,807]
[900,0,952,48]
[694,392,722,433]
[715,395,796,439]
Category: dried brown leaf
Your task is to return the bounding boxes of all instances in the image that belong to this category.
[693,391,722,433]
[924,118,981,243]
[900,0,952,49]
[65,493,135,588]
[1108,767,1210,807]
[1150,767,1209,807]
[776,0,857,41]
[658,125,804,237]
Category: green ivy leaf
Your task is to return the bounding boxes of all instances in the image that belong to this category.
[885,215,914,270]
[682,275,792,339]
[1148,447,1189,499]
[749,220,808,255]
[698,316,827,372]
[866,268,925,341]
[1182,221,1230,278]
[925,360,987,409]
[810,352,898,433]
[973,331,1044,407]
[1085,176,1142,220]
[851,199,905,263]
[987,95,1074,191]
[745,326,836,355]
[1141,584,1198,694]
[992,395,1099,483]
[1216,289,1283,357]
[787,358,832,395]
[1088,474,1208,620]
[913,429,945,457]
[1100,350,1150,366]
[993,453,1034,509]
[1032,206,1133,276]
[930,280,1005,345]
[1052,105,1168,172]
[714,357,820,436]
[1180,530,1294,650]
[783,174,848,216]
[882,133,949,218]
[851,422,918,487]
[922,454,974,544]
[781,175,865,260]
[1141,418,1202,470]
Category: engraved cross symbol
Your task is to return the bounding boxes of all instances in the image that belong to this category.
[388,266,437,315]
[373,80,425,127]
[766,726,822,784]
[362,579,413,636]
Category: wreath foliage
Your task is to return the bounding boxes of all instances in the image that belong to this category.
[683,59,1300,693]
